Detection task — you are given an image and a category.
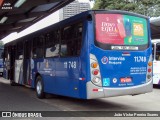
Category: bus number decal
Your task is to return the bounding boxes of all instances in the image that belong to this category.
[134,56,146,62]
[64,61,77,69]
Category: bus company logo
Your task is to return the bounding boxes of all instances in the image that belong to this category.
[101,56,108,64]
[0,0,12,10]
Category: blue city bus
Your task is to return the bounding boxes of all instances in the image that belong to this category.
[0,48,4,76]
[3,10,152,99]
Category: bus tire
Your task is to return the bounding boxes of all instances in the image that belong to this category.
[36,76,45,99]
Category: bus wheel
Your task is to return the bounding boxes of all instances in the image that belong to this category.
[36,76,45,99]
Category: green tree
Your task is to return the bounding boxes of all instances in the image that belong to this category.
[93,0,160,17]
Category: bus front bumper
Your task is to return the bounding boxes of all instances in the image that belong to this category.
[86,80,152,99]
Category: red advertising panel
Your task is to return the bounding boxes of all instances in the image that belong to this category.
[95,14,125,45]
[95,14,148,46]
[0,0,4,6]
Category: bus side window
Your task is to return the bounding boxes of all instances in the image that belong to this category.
[32,36,44,58]
[76,23,83,55]
[60,27,69,57]
[60,22,83,57]
[71,23,83,56]
[156,43,160,61]
[45,31,60,58]
[16,42,23,60]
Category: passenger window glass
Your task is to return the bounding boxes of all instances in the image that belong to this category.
[60,43,67,57]
[60,22,83,57]
[45,31,60,57]
[32,36,44,58]
[46,44,59,57]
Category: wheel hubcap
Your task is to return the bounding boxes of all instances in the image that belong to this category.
[36,81,42,95]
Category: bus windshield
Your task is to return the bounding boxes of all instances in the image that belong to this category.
[95,13,148,50]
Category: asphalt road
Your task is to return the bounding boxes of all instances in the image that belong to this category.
[0,78,160,120]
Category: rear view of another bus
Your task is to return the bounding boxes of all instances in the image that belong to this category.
[152,39,160,86]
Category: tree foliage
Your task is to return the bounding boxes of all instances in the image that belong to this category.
[93,0,160,17]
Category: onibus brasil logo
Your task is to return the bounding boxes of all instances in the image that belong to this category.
[0,0,12,10]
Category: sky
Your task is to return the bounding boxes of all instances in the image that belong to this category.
[2,0,94,44]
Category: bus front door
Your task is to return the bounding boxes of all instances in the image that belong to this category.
[10,46,16,81]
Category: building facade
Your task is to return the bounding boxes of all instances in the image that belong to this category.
[59,0,90,21]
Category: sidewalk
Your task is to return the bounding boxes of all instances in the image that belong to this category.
[0,77,10,84]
